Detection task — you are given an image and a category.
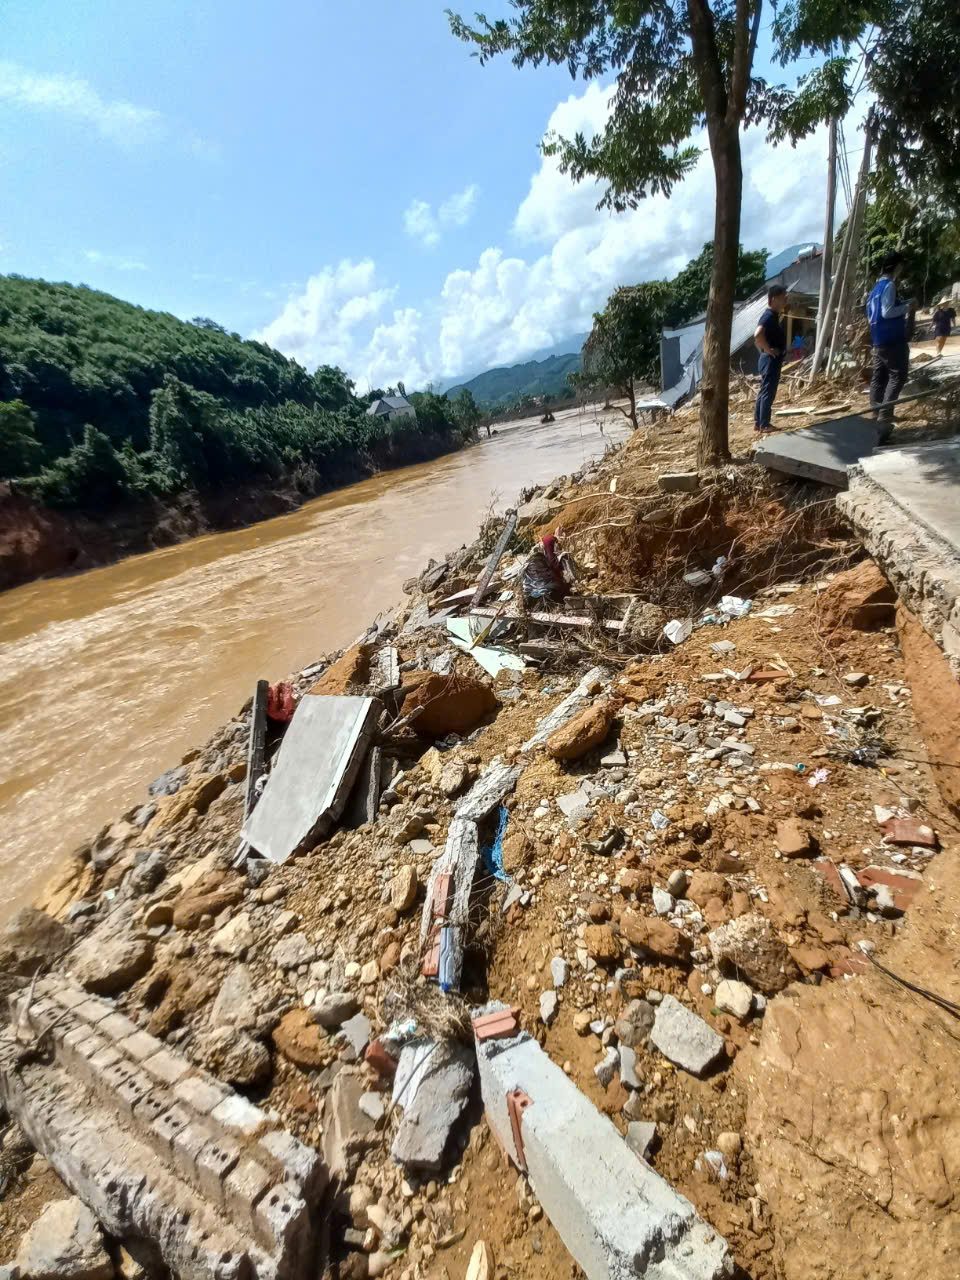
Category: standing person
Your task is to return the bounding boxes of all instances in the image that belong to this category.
[932,299,954,355]
[753,285,789,435]
[866,251,914,422]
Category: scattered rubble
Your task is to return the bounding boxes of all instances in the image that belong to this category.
[3,400,959,1280]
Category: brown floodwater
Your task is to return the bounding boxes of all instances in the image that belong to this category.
[0,405,628,921]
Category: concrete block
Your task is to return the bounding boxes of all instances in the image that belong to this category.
[253,1182,311,1256]
[132,1090,167,1131]
[171,1118,215,1183]
[258,1128,327,1201]
[196,1136,242,1206]
[212,1093,268,1138]
[650,996,725,1077]
[174,1073,230,1117]
[151,1104,193,1156]
[142,1048,190,1087]
[98,1011,139,1041]
[475,1021,731,1280]
[118,1030,164,1062]
[75,998,113,1025]
[47,983,88,1012]
[114,1069,152,1117]
[390,1040,474,1173]
[88,1044,122,1074]
[224,1157,273,1233]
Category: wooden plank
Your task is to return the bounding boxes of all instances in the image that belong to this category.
[470,606,623,634]
[470,511,518,609]
[241,694,379,863]
[244,679,269,819]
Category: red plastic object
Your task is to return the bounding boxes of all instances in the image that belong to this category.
[267,682,295,723]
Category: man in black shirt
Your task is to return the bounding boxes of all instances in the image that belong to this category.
[753,285,789,434]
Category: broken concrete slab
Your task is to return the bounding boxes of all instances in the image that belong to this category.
[323,1070,379,1181]
[649,995,725,1077]
[473,1013,731,1279]
[242,694,379,863]
[522,667,609,752]
[390,1040,474,1173]
[755,414,882,487]
[455,760,522,821]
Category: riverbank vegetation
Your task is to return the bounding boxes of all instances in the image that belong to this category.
[0,276,476,510]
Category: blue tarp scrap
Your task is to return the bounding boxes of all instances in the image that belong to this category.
[481,804,511,885]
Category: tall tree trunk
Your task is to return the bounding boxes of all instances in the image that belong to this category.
[698,116,743,469]
[626,377,638,429]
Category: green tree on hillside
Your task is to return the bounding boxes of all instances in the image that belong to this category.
[664,243,768,328]
[28,425,129,509]
[451,388,482,435]
[580,281,672,428]
[449,0,886,466]
[0,400,43,478]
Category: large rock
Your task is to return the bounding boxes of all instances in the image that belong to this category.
[389,865,418,913]
[16,1197,112,1280]
[313,991,359,1030]
[818,560,896,632]
[401,671,498,737]
[210,964,260,1029]
[0,908,69,978]
[32,857,95,923]
[171,878,244,930]
[143,773,227,837]
[70,932,153,996]
[621,601,669,651]
[620,912,692,965]
[686,871,729,906]
[196,1025,271,1086]
[709,913,800,995]
[272,1008,328,1069]
[308,644,371,695]
[584,924,621,963]
[322,1071,379,1179]
[391,1040,474,1173]
[209,912,254,956]
[546,700,616,761]
[650,995,725,1077]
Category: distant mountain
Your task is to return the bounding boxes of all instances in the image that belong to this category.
[446,349,583,410]
[434,331,588,395]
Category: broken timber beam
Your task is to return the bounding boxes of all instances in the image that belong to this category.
[470,606,623,634]
[470,511,518,609]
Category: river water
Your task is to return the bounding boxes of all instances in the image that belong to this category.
[0,405,627,920]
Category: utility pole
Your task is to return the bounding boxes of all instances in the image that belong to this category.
[810,118,838,378]
[826,113,875,375]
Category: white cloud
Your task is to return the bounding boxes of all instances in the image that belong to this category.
[403,183,479,248]
[84,249,148,272]
[0,60,206,151]
[254,259,396,377]
[259,85,832,388]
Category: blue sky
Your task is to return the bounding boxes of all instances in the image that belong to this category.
[0,0,841,388]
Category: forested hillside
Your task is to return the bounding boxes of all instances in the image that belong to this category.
[0,276,473,511]
[445,350,582,410]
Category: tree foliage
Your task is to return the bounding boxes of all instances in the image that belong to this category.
[0,275,470,510]
[664,242,768,328]
[0,399,43,478]
[581,281,673,428]
[448,0,875,465]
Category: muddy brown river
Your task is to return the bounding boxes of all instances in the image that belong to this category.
[0,406,627,920]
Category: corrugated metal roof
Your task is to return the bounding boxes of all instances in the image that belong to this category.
[366,394,414,416]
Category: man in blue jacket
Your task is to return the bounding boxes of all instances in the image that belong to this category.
[866,251,914,422]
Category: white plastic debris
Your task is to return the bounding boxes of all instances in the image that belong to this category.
[650,810,670,831]
[719,595,752,619]
[710,640,737,655]
[664,619,693,645]
[697,1151,729,1181]
[808,767,830,789]
[711,556,728,579]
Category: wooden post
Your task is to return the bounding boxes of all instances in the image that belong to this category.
[244,679,269,818]
[470,510,518,609]
[827,116,875,375]
[810,118,838,379]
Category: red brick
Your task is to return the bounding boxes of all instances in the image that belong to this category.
[472,1007,520,1042]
